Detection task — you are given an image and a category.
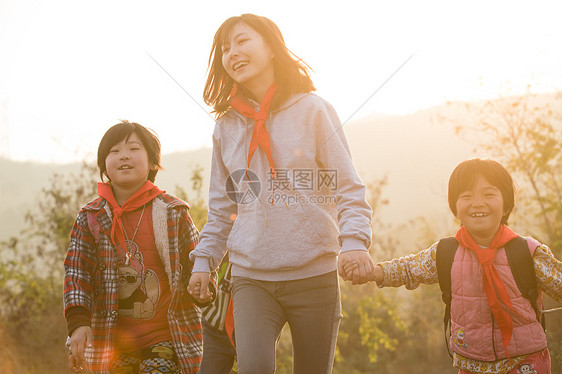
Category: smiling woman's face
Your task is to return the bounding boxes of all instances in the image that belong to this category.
[221,21,275,97]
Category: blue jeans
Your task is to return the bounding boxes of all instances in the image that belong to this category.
[232,271,342,374]
[199,319,236,374]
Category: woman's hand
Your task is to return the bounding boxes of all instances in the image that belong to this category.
[338,250,376,285]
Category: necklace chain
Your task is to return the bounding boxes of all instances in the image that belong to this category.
[119,204,146,264]
[122,204,146,242]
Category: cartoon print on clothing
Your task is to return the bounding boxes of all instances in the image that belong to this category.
[517,363,537,374]
[454,328,468,349]
[118,243,160,319]
[152,345,175,361]
[113,341,180,373]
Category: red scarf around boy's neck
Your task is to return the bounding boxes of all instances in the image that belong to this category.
[229,82,278,185]
[454,224,520,358]
[97,181,164,252]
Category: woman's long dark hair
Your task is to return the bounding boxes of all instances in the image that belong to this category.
[203,14,315,118]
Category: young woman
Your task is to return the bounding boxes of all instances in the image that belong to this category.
[187,14,375,373]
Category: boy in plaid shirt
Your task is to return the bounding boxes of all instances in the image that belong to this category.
[64,120,214,374]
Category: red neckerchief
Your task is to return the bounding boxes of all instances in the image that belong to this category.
[454,225,520,358]
[97,181,164,258]
[229,83,278,197]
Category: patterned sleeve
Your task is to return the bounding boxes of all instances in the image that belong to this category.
[178,207,200,277]
[178,208,199,254]
[378,242,440,289]
[63,210,97,315]
[534,244,562,304]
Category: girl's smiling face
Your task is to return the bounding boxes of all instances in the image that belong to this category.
[455,174,507,246]
[221,21,275,99]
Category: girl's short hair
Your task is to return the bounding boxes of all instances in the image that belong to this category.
[97,120,162,183]
[448,158,515,225]
[204,13,315,117]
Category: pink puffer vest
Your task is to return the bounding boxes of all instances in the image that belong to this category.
[449,237,547,361]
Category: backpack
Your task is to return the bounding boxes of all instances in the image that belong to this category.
[435,236,543,357]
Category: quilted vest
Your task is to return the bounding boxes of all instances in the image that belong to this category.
[449,237,547,361]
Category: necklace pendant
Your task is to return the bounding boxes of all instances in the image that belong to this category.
[123,240,138,266]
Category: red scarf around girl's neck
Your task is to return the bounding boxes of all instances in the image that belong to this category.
[97,180,164,253]
[229,82,278,193]
[454,224,520,358]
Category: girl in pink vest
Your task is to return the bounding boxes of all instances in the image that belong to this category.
[347,158,561,373]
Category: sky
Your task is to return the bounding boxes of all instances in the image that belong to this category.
[1,0,561,164]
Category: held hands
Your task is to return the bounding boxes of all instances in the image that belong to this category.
[187,272,214,304]
[68,325,93,373]
[338,250,376,285]
[340,254,385,285]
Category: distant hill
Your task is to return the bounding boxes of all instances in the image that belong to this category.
[0,159,78,241]
[344,105,473,229]
[0,148,213,241]
[2,93,559,242]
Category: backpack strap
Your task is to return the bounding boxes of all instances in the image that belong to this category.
[504,236,543,327]
[436,237,459,358]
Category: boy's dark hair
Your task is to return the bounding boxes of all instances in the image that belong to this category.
[97,120,162,183]
[448,158,515,225]
[204,13,316,118]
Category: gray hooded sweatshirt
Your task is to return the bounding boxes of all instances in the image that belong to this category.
[190,93,372,281]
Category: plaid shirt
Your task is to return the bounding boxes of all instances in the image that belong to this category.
[63,194,204,374]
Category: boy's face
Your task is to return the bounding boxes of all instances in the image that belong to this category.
[105,132,152,191]
[455,174,506,246]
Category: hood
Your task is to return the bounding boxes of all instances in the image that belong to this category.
[272,93,311,113]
